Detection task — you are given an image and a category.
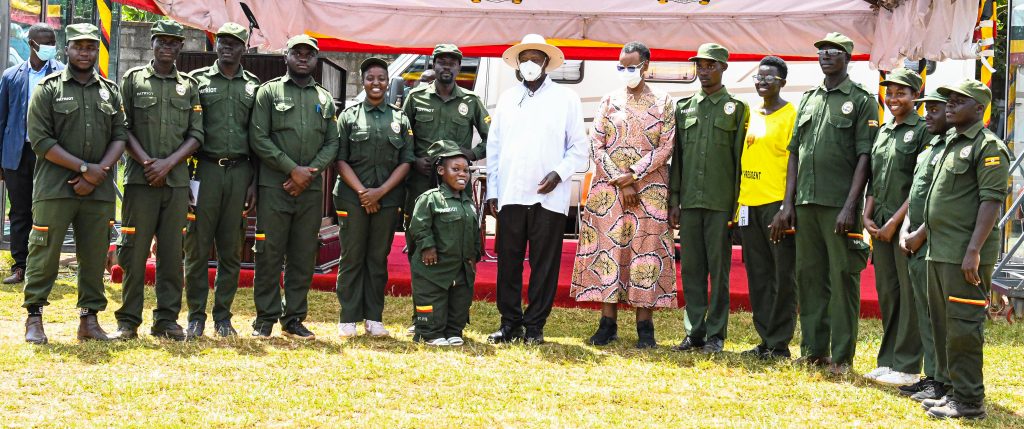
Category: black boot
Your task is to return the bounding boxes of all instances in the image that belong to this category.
[587,316,618,346]
[636,319,656,349]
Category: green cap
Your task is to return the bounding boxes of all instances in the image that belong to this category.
[215,22,249,44]
[151,19,185,40]
[938,79,992,107]
[360,57,389,74]
[66,23,100,42]
[814,32,854,54]
[914,89,948,104]
[689,43,729,63]
[286,34,319,51]
[426,140,466,159]
[880,68,923,92]
[432,44,463,60]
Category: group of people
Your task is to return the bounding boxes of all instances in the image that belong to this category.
[0,17,1003,420]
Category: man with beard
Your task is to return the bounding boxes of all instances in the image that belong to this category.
[248,35,338,340]
[22,23,126,344]
[113,19,204,341]
[183,22,260,338]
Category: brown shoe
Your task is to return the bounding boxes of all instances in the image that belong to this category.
[25,315,47,344]
[4,267,25,284]
[77,314,113,341]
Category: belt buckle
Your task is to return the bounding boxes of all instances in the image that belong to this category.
[217,157,230,167]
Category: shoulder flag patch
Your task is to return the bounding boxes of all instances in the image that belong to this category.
[867,120,879,127]
[984,156,1000,167]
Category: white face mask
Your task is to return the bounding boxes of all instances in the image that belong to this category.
[33,44,58,62]
[518,59,544,82]
[618,69,643,88]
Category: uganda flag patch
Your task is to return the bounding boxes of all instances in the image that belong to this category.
[867,120,879,127]
[984,156,1000,167]
[186,213,196,221]
[949,296,987,307]
[31,225,48,232]
[254,233,266,241]
[336,210,348,218]
[415,306,433,313]
[121,226,136,235]
[192,105,203,112]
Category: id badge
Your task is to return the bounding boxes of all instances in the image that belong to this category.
[738,205,750,227]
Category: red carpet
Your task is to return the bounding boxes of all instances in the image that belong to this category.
[111,233,881,318]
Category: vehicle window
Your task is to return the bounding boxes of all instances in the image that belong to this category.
[400,55,480,91]
[550,60,584,84]
[645,62,697,83]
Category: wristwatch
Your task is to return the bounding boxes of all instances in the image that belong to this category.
[79,163,88,173]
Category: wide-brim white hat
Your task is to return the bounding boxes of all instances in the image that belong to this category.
[502,34,565,72]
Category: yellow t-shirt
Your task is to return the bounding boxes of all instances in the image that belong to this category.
[738,102,796,207]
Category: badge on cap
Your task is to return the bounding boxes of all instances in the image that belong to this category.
[960,146,972,159]
[458,102,469,116]
[724,102,736,115]
[391,122,401,134]
[903,131,914,143]
[99,88,110,101]
[245,82,256,96]
[175,84,186,96]
[841,101,854,115]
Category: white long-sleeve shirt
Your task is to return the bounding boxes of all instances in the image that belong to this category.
[485,77,589,215]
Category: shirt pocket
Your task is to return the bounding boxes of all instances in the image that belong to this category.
[451,114,470,136]
[437,213,461,252]
[52,100,80,132]
[713,115,737,145]
[413,114,435,141]
[132,95,158,127]
[271,97,295,132]
[894,139,919,171]
[827,114,854,148]
[681,116,698,144]
[347,130,371,162]
[169,95,193,127]
[387,134,406,163]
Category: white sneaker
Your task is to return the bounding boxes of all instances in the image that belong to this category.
[447,337,464,346]
[365,320,390,337]
[875,371,920,386]
[424,338,449,346]
[338,323,357,338]
[863,366,892,380]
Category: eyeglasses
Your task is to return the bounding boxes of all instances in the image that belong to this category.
[616,61,646,73]
[752,75,782,84]
[817,48,845,57]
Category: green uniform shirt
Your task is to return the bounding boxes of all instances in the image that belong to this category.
[27,69,127,202]
[189,61,260,158]
[868,112,931,223]
[121,63,204,187]
[924,121,1010,264]
[403,83,489,160]
[907,134,947,227]
[249,74,339,191]
[335,101,415,207]
[408,183,480,289]
[788,77,880,207]
[669,88,748,212]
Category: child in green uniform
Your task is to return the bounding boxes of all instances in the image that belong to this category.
[407,140,480,346]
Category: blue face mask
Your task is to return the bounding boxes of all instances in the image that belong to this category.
[33,44,58,62]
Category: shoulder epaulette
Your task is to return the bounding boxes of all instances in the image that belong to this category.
[407,84,429,96]
[38,72,62,84]
[122,65,148,77]
[242,69,260,82]
[259,76,285,87]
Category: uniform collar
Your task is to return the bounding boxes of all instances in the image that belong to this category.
[693,87,730,104]
[144,61,181,79]
[59,67,99,85]
[955,121,985,140]
[884,111,921,130]
[439,182,468,200]
[282,73,318,88]
[425,81,465,99]
[362,101,386,113]
[818,76,854,95]
[207,60,246,80]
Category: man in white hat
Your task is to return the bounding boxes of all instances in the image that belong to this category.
[484,34,588,345]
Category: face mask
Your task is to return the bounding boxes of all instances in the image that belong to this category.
[618,69,643,88]
[518,60,544,82]
[33,44,57,62]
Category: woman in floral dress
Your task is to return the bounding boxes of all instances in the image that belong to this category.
[570,42,677,349]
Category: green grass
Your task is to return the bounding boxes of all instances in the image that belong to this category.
[0,267,1022,428]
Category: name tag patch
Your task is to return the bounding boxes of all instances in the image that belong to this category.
[434,207,458,213]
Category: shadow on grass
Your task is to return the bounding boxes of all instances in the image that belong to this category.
[857,377,1024,427]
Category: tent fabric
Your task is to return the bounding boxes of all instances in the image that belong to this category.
[119,0,162,15]
[151,0,978,69]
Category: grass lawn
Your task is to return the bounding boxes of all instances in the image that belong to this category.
[0,268,1022,428]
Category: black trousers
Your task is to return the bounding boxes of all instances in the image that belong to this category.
[4,147,35,270]
[495,203,566,331]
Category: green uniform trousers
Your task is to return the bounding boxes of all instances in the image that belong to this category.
[927,261,989,404]
[116,185,189,329]
[335,198,399,323]
[794,204,869,365]
[412,266,474,340]
[680,208,732,341]
[184,159,252,323]
[23,199,114,311]
[251,186,322,330]
[739,202,797,351]
[873,233,923,374]
[907,240,937,378]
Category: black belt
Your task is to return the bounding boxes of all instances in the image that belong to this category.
[197,153,249,168]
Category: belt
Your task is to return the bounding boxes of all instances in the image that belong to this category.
[197,153,249,168]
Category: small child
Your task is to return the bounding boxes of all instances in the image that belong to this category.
[408,140,481,346]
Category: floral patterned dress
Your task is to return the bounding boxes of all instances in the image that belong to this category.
[570,87,677,308]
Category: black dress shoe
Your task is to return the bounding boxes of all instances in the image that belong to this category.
[587,316,618,346]
[702,337,724,353]
[635,319,656,349]
[524,328,545,345]
[926,399,986,419]
[77,314,113,341]
[740,344,767,358]
[214,320,237,337]
[672,336,705,351]
[4,267,25,284]
[109,324,138,341]
[764,347,792,360]
[25,315,47,344]
[251,322,273,338]
[794,355,831,367]
[486,325,524,344]
[899,377,930,396]
[911,381,946,403]
[921,394,950,411]
[282,320,315,340]
[151,322,188,341]
[187,320,205,339]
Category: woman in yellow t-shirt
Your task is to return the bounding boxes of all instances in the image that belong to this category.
[737,56,797,360]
